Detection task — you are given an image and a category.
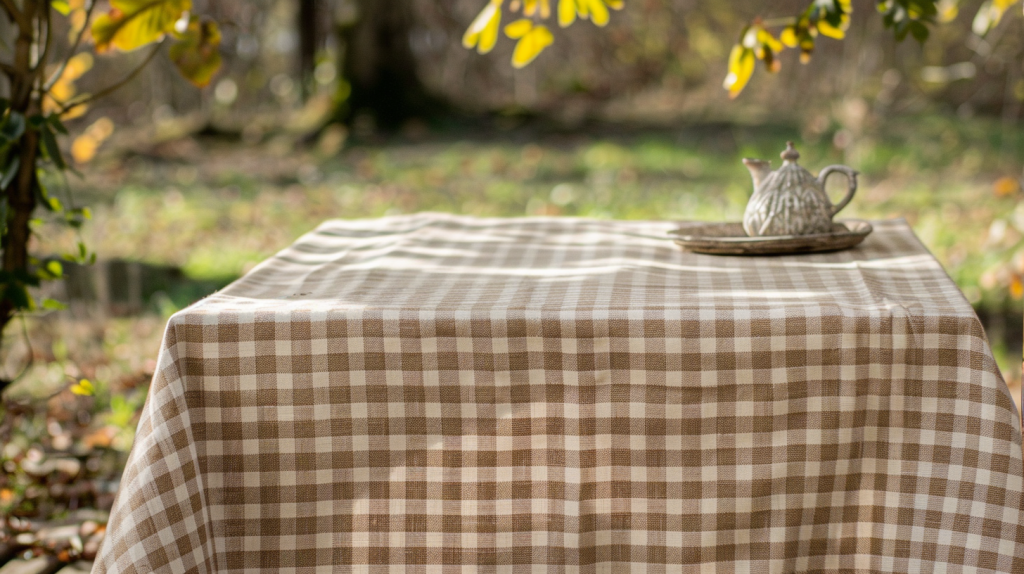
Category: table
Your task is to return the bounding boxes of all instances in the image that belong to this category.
[94,214,1024,573]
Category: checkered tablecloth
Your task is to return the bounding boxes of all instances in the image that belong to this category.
[94,214,1024,573]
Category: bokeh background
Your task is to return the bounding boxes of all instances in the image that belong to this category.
[1,0,1022,569]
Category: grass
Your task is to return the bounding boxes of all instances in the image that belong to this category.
[23,112,1024,389]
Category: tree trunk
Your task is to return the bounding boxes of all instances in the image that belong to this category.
[336,0,445,129]
[297,0,321,99]
[0,2,42,394]
[0,129,37,396]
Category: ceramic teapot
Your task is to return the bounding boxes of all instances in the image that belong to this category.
[742,142,858,237]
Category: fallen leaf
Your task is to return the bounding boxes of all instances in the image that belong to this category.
[993,176,1021,197]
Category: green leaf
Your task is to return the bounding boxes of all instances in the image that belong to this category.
[0,111,25,143]
[64,240,97,265]
[47,115,68,135]
[45,260,63,279]
[0,157,19,190]
[36,177,51,208]
[3,282,32,311]
[42,298,67,310]
[39,126,66,170]
[51,0,71,15]
[909,20,929,41]
[894,19,910,41]
[92,0,192,52]
[168,17,223,87]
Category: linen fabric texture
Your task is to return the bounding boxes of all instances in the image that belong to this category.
[94,214,1024,573]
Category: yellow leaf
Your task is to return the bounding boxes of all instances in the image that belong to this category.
[42,53,94,116]
[780,26,798,47]
[511,24,554,68]
[756,28,782,52]
[580,0,609,26]
[558,0,576,27]
[89,117,115,140]
[169,17,222,87]
[68,9,87,42]
[816,19,846,39]
[974,0,1020,34]
[60,105,88,121]
[1011,275,1023,299]
[71,118,115,164]
[937,0,959,22]
[71,135,98,164]
[50,84,74,103]
[505,18,534,39]
[52,0,72,16]
[65,52,94,81]
[523,0,550,17]
[92,0,192,52]
[723,44,755,98]
[70,379,94,396]
[463,1,502,54]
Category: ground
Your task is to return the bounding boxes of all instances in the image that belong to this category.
[0,115,1021,571]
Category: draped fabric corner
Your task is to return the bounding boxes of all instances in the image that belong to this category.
[95,215,1024,573]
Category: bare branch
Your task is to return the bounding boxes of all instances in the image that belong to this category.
[0,0,30,32]
[32,3,54,82]
[56,42,163,115]
[0,60,14,76]
[10,0,38,106]
[44,0,98,92]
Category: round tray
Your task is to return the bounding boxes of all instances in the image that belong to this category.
[670,219,873,255]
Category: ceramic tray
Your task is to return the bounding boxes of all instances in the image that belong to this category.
[669,219,873,255]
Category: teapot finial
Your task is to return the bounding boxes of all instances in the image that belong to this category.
[781,141,800,163]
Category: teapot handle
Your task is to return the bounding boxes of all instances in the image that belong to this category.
[818,165,859,217]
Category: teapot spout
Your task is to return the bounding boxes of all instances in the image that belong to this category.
[742,158,771,189]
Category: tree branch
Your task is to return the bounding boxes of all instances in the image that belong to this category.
[10,0,38,107]
[0,0,29,32]
[56,42,163,116]
[43,0,98,92]
[32,4,54,82]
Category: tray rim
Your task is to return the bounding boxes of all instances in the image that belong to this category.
[669,219,873,255]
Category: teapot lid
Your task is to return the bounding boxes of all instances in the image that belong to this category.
[781,141,800,163]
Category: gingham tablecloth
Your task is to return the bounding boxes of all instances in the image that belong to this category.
[95,214,1024,573]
